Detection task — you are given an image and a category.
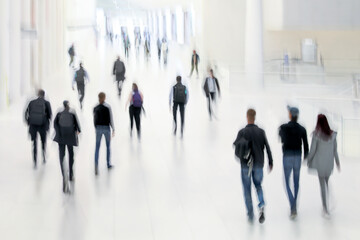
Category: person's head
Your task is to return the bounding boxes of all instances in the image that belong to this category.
[63,100,70,109]
[98,92,106,104]
[247,109,256,124]
[79,62,83,68]
[209,69,214,77]
[132,83,138,92]
[287,106,299,122]
[176,76,182,83]
[117,56,120,60]
[315,114,333,137]
[193,50,196,54]
[38,89,45,98]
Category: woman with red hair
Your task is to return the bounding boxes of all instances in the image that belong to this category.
[307,114,341,217]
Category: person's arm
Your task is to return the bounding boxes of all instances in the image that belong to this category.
[302,128,309,159]
[46,101,52,121]
[334,136,340,170]
[215,78,221,95]
[93,108,97,128]
[122,62,126,78]
[185,86,189,105]
[74,112,81,133]
[113,62,116,75]
[108,105,115,133]
[306,135,318,165]
[72,72,76,88]
[264,131,273,169]
[169,87,173,107]
[140,92,144,102]
[84,70,90,82]
[24,103,30,124]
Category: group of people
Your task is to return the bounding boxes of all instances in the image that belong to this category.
[233,107,340,223]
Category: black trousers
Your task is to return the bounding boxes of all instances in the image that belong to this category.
[129,105,141,132]
[30,125,47,163]
[207,92,216,117]
[116,80,124,96]
[173,102,185,133]
[59,144,74,179]
[77,83,85,107]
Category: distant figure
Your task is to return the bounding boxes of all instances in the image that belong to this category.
[157,38,162,61]
[53,101,81,193]
[233,109,273,223]
[93,92,115,175]
[68,44,75,67]
[169,76,189,137]
[125,83,144,138]
[307,114,340,218]
[25,89,52,168]
[144,38,151,60]
[203,69,220,119]
[279,106,309,219]
[73,63,90,109]
[161,38,168,65]
[135,34,141,57]
[113,56,126,97]
[124,35,130,58]
[189,50,200,78]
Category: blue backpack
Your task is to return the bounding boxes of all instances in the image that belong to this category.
[132,91,142,107]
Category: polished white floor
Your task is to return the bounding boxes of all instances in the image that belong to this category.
[0,29,359,240]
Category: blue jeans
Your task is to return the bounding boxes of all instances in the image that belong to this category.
[95,126,111,168]
[283,153,301,211]
[241,168,265,218]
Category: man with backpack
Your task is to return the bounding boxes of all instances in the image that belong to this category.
[73,62,90,109]
[233,109,273,223]
[53,100,81,193]
[125,83,143,138]
[203,69,221,119]
[68,44,75,67]
[169,76,189,137]
[112,56,126,97]
[25,89,52,168]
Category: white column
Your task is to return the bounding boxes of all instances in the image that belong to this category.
[21,0,32,95]
[0,0,10,111]
[245,0,264,88]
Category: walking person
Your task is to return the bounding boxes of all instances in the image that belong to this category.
[25,89,52,168]
[169,76,189,137]
[306,114,340,218]
[53,101,81,193]
[279,106,309,219]
[233,109,273,223]
[157,38,162,61]
[93,92,115,175]
[72,62,90,109]
[125,83,144,138]
[203,69,220,119]
[189,50,200,78]
[161,38,168,65]
[68,43,75,67]
[113,56,126,97]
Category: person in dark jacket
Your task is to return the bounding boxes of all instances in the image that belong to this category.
[189,50,200,78]
[125,83,144,138]
[93,92,115,175]
[203,69,220,119]
[25,89,52,168]
[53,101,81,193]
[68,44,75,67]
[279,106,309,219]
[73,62,90,109]
[112,56,126,97]
[233,109,273,223]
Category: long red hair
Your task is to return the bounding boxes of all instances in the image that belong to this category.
[315,114,333,139]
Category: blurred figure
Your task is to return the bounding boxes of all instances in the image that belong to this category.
[25,89,52,168]
[124,34,130,58]
[161,38,169,65]
[93,92,115,175]
[113,56,126,97]
[135,33,141,57]
[157,38,162,61]
[169,76,189,137]
[203,69,221,120]
[125,83,144,138]
[306,114,340,217]
[68,43,75,67]
[189,50,200,78]
[144,38,151,60]
[233,109,273,223]
[279,106,309,219]
[72,62,90,109]
[53,101,81,193]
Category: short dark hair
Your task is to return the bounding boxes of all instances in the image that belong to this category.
[247,109,256,122]
[291,115,298,122]
[98,92,106,103]
[176,76,182,82]
[38,89,45,98]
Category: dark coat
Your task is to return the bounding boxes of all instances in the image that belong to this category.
[113,59,126,81]
[191,54,200,66]
[25,97,52,132]
[203,77,220,96]
[53,109,81,146]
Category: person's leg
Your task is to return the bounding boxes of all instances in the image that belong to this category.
[78,84,85,108]
[173,103,178,133]
[179,103,185,135]
[252,168,265,209]
[318,176,328,212]
[129,106,135,132]
[58,144,66,177]
[293,154,302,210]
[104,127,112,168]
[283,156,295,211]
[195,64,199,76]
[39,128,47,163]
[94,127,102,171]
[31,128,37,165]
[190,64,194,76]
[134,107,141,134]
[207,96,212,117]
[241,168,254,220]
[68,145,74,180]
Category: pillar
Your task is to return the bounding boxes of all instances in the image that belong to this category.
[0,0,10,111]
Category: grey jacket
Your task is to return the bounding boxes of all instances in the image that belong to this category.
[307,132,340,177]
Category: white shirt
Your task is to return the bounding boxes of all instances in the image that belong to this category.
[207,77,216,93]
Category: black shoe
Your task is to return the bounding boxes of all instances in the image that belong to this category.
[259,209,265,224]
[107,165,114,170]
[95,167,99,176]
[290,209,297,220]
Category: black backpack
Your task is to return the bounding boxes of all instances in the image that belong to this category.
[75,68,85,85]
[29,99,46,126]
[234,137,253,166]
[173,84,186,103]
[58,111,74,135]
